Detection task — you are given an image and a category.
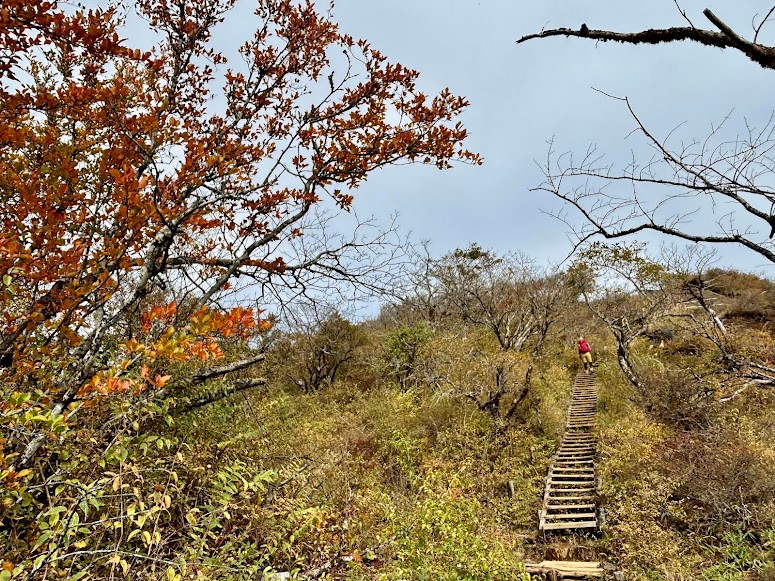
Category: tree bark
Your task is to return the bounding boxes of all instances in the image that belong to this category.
[176,377,267,414]
[616,343,640,389]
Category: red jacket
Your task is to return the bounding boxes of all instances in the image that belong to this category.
[578,339,591,354]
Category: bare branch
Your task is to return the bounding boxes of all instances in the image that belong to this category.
[176,377,268,414]
[517,11,775,70]
[190,352,267,386]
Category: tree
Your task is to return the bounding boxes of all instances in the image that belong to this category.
[383,322,433,390]
[0,0,478,574]
[518,6,775,264]
[409,245,574,419]
[284,310,368,393]
[1,0,477,461]
[432,245,551,351]
[574,242,686,391]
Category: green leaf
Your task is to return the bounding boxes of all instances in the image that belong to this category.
[31,530,53,552]
[33,553,47,571]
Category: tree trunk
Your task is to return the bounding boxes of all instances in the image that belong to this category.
[616,343,640,389]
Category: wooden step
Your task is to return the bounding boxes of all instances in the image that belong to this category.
[540,520,598,530]
[545,504,595,510]
[524,561,605,577]
[543,512,597,520]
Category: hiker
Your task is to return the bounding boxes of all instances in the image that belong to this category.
[577,336,593,372]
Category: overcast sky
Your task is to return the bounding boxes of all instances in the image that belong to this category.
[119,0,775,276]
[314,0,775,275]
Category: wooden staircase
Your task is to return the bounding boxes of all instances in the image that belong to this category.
[539,371,600,532]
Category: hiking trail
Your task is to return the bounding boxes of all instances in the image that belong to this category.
[524,370,624,580]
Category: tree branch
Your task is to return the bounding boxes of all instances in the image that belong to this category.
[190,353,266,385]
[176,377,268,414]
[517,11,775,70]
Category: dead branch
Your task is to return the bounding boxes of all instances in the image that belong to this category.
[517,9,775,70]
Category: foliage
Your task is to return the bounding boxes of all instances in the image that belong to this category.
[0,0,479,575]
[384,322,433,390]
[280,312,369,393]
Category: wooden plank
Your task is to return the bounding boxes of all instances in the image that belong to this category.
[543,512,597,520]
[541,561,603,568]
[558,450,595,455]
[545,504,595,510]
[524,561,605,576]
[540,520,598,530]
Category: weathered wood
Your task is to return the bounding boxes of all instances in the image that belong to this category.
[507,480,515,498]
[544,512,597,520]
[524,560,606,577]
[546,504,596,509]
[540,520,598,530]
[540,370,601,533]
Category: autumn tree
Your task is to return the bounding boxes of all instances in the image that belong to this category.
[518,6,775,265]
[282,310,368,393]
[408,245,574,418]
[431,245,553,351]
[0,0,478,575]
[574,242,686,391]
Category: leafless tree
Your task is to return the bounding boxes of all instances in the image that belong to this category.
[413,245,576,419]
[431,245,559,351]
[576,242,689,390]
[681,267,775,400]
[518,6,775,265]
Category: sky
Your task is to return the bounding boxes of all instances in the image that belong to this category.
[118,0,775,279]
[319,0,775,275]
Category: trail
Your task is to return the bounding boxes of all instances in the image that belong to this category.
[539,371,600,532]
[525,370,624,579]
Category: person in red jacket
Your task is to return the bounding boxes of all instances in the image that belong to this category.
[578,336,593,372]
